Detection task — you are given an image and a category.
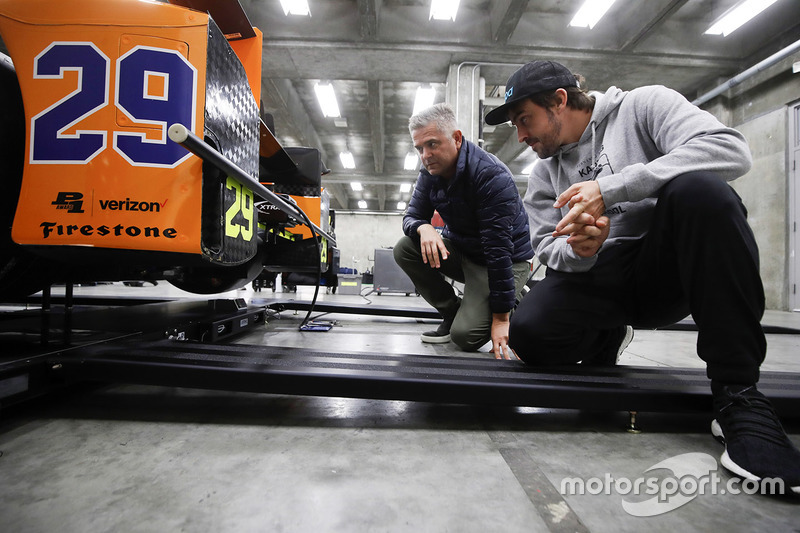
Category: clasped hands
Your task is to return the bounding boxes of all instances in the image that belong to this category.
[552,181,611,258]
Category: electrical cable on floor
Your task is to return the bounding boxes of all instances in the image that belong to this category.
[278,194,324,330]
[359,287,374,305]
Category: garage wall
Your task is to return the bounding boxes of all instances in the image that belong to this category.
[706,49,800,310]
[732,109,788,310]
[333,212,406,274]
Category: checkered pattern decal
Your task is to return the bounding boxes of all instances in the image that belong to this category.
[200,18,260,265]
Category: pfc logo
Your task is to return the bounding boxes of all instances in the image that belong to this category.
[52,192,85,213]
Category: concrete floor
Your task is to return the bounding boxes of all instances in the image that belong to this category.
[1,281,799,532]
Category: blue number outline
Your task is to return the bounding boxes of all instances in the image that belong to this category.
[113,45,197,168]
[29,41,110,165]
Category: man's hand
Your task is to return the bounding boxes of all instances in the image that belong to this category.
[565,216,611,257]
[417,224,449,268]
[553,181,605,234]
[552,181,611,257]
[491,313,519,360]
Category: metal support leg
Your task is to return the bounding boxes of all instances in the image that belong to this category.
[627,411,642,433]
[64,279,73,345]
[40,283,51,345]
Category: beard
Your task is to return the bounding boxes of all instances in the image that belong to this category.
[530,108,562,159]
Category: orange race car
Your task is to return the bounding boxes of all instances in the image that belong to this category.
[0,0,335,298]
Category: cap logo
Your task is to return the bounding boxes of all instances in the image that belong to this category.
[505,87,513,101]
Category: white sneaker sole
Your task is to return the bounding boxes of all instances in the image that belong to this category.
[617,325,634,361]
[421,333,451,344]
[711,419,800,494]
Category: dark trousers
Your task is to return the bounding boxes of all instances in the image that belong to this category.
[394,235,531,351]
[509,172,766,385]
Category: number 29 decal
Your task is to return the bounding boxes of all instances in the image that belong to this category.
[30,41,197,168]
[225,177,255,242]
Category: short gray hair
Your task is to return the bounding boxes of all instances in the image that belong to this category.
[408,102,458,136]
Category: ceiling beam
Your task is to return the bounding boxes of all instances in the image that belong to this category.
[325,182,350,210]
[620,0,691,53]
[357,0,380,40]
[490,0,529,44]
[322,171,528,187]
[367,80,385,174]
[259,39,742,84]
[377,184,386,211]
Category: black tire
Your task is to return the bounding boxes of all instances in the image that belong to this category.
[0,52,49,299]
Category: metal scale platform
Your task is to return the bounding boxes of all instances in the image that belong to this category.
[2,295,800,419]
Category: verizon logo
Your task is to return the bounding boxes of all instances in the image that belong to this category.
[98,198,168,213]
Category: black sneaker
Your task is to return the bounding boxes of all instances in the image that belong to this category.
[421,301,459,344]
[421,317,454,344]
[582,325,634,366]
[711,384,800,495]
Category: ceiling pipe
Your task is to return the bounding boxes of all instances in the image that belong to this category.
[692,38,800,106]
[454,60,523,131]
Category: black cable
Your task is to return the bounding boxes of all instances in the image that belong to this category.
[276,194,323,330]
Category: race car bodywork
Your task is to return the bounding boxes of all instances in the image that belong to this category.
[0,0,334,297]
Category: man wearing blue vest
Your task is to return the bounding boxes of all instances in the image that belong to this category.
[395,103,533,358]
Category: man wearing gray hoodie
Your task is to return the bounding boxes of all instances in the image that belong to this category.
[484,60,799,494]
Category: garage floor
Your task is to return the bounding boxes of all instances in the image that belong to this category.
[1,281,799,532]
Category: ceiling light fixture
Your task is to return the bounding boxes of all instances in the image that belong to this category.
[413,85,436,115]
[400,183,412,193]
[314,82,340,118]
[397,201,407,210]
[350,181,362,191]
[430,0,460,21]
[569,0,617,29]
[704,0,779,37]
[279,0,310,16]
[358,200,368,209]
[404,153,419,170]
[340,152,356,169]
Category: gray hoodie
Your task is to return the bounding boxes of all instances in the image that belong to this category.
[523,85,753,273]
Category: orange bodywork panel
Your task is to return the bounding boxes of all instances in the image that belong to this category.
[0,0,210,254]
[228,27,263,107]
[291,196,322,240]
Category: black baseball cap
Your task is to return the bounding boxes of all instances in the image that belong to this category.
[484,60,579,125]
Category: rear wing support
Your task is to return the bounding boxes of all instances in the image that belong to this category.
[168,123,336,245]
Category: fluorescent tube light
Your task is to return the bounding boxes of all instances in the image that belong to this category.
[404,153,419,170]
[314,82,340,118]
[358,200,368,209]
[413,86,436,115]
[704,0,779,37]
[340,152,356,169]
[430,0,460,21]
[349,181,362,191]
[400,183,412,193]
[397,201,407,210]
[569,0,617,29]
[279,0,310,16]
